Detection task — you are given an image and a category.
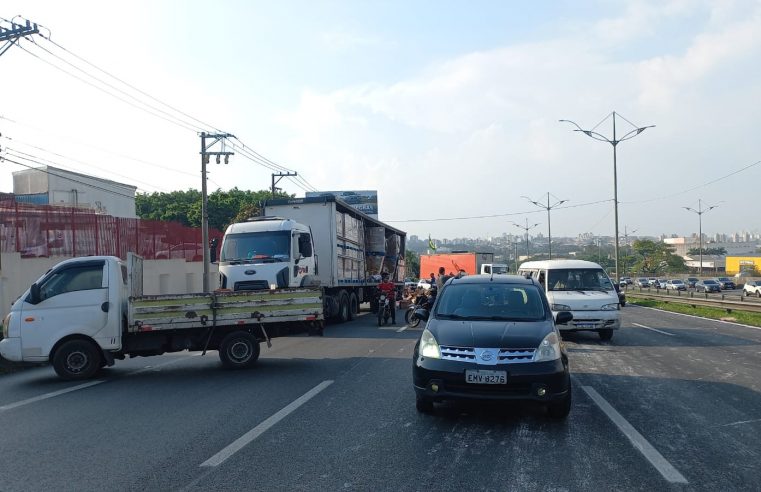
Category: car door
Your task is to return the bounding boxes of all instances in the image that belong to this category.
[19,260,109,359]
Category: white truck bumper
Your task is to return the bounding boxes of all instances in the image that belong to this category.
[559,310,621,331]
[0,337,23,362]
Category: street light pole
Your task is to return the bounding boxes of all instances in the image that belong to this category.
[683,199,718,276]
[522,193,567,260]
[513,219,540,260]
[622,226,638,276]
[560,112,654,284]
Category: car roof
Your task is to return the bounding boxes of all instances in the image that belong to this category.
[446,274,537,286]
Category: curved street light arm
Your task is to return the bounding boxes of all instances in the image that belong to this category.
[618,125,655,142]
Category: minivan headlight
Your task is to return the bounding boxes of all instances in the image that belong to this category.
[601,303,620,311]
[2,314,10,338]
[419,329,441,359]
[534,332,561,362]
[552,303,571,311]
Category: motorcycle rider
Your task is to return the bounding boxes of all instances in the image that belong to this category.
[378,271,397,324]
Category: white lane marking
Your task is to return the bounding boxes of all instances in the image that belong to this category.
[0,380,105,412]
[632,322,674,336]
[582,386,688,484]
[721,418,761,427]
[126,352,204,375]
[396,326,408,333]
[631,304,761,331]
[200,380,334,467]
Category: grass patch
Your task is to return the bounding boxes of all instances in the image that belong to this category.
[629,298,761,328]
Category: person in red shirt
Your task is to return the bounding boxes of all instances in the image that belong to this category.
[378,272,397,324]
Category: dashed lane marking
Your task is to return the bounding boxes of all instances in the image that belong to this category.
[632,322,674,336]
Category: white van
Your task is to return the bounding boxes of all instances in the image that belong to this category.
[518,259,621,341]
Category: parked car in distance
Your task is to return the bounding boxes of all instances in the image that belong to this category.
[404,279,417,290]
[636,278,650,288]
[655,279,668,289]
[620,277,632,285]
[696,279,721,293]
[743,280,761,297]
[648,278,658,287]
[665,279,687,291]
[417,279,433,290]
[412,275,572,419]
[715,277,736,290]
[686,277,699,288]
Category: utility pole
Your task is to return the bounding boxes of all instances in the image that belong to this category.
[522,192,567,260]
[0,18,39,57]
[513,219,540,260]
[271,172,297,195]
[683,199,718,277]
[200,132,234,292]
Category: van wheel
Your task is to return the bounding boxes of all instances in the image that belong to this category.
[598,329,613,341]
[337,291,350,323]
[219,331,260,369]
[52,340,102,380]
[348,293,359,320]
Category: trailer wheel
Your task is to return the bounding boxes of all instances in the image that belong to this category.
[348,293,359,320]
[52,339,102,380]
[337,291,350,323]
[219,331,260,369]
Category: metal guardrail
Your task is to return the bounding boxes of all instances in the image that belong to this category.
[625,288,761,314]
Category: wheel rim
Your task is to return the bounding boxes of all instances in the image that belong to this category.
[228,340,252,362]
[66,350,88,373]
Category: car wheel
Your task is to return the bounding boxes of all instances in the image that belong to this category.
[757,291,760,298]
[547,386,572,419]
[598,329,613,341]
[52,339,102,380]
[416,394,435,414]
[218,331,260,369]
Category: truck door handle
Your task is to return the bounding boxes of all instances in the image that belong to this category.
[101,302,110,313]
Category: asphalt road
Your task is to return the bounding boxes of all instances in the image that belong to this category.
[1,306,761,491]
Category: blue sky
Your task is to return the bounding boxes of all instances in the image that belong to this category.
[1,0,760,241]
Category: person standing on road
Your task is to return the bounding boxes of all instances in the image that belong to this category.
[437,267,452,290]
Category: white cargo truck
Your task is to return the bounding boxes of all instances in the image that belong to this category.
[218,195,406,322]
[0,254,323,380]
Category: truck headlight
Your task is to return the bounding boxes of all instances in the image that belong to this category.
[419,329,441,359]
[601,303,620,311]
[552,304,571,311]
[534,332,561,362]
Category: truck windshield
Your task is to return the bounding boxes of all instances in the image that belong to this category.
[220,231,290,262]
[492,266,508,274]
[547,269,614,292]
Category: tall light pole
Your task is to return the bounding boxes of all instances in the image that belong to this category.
[560,112,654,283]
[513,219,540,259]
[683,200,718,276]
[622,226,638,276]
[522,193,567,260]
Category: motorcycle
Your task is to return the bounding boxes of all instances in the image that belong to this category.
[405,288,437,327]
[377,292,394,326]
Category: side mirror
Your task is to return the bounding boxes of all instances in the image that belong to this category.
[414,308,430,322]
[29,283,41,305]
[555,311,573,325]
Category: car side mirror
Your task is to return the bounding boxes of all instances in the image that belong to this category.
[414,308,429,322]
[555,311,573,325]
[29,283,41,305]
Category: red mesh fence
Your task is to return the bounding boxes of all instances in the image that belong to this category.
[0,195,223,261]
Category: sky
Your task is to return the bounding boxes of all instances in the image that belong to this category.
[1,0,760,241]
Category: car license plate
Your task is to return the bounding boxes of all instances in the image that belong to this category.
[576,323,594,328]
[465,370,507,384]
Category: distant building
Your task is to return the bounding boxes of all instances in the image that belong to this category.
[12,165,137,218]
[726,255,761,275]
[663,237,758,257]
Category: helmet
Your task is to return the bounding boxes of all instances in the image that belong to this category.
[381,272,390,280]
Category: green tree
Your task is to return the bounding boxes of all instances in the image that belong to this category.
[631,240,686,275]
[405,250,420,279]
[135,188,290,231]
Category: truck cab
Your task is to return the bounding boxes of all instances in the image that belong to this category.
[481,263,509,275]
[218,217,316,291]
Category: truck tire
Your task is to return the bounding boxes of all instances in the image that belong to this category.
[337,291,350,323]
[219,331,260,369]
[348,293,359,320]
[52,339,102,380]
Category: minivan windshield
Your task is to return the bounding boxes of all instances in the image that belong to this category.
[547,268,614,292]
[220,231,290,262]
[435,283,545,321]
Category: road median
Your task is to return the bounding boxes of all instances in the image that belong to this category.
[628,297,761,328]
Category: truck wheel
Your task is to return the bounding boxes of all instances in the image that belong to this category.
[337,291,350,323]
[598,329,613,341]
[52,339,102,380]
[348,293,359,320]
[219,331,260,369]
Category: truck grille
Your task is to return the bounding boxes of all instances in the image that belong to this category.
[234,280,270,291]
[439,346,536,363]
